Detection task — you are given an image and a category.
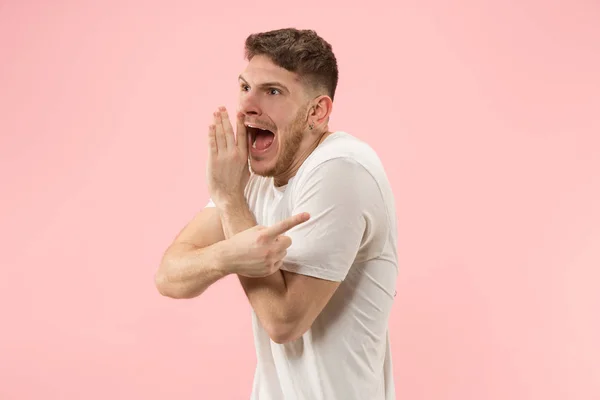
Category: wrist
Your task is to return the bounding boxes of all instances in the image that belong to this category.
[215,194,246,212]
[217,196,256,238]
[213,238,239,276]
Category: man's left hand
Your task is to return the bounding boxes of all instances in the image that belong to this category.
[207,106,250,208]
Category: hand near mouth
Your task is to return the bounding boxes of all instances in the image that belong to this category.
[206,106,250,209]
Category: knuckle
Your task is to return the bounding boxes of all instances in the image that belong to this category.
[256,234,267,245]
[263,249,272,261]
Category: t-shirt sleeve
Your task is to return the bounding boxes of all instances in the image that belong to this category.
[280,157,385,282]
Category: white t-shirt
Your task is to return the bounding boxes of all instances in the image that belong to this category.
[207,131,398,400]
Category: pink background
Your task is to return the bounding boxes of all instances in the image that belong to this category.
[1,1,599,399]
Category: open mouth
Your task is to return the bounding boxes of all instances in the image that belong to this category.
[246,125,276,152]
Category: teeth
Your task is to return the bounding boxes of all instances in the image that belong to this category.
[252,140,257,149]
[245,123,269,131]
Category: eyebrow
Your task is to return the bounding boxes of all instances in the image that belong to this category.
[238,74,290,93]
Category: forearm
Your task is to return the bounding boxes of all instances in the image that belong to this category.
[218,199,258,238]
[155,241,230,299]
[218,200,294,340]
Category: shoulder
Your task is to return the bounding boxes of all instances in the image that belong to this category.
[306,131,380,165]
[294,131,387,188]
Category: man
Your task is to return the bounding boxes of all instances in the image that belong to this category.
[155,28,398,399]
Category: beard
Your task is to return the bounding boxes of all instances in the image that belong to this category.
[250,106,307,178]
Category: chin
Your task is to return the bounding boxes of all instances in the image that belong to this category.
[249,158,277,177]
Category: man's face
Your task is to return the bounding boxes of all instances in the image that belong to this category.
[238,55,311,178]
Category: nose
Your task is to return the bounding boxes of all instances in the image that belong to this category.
[239,90,262,117]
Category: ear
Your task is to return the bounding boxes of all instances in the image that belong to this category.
[309,95,333,127]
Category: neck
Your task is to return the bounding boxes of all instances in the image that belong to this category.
[273,130,333,187]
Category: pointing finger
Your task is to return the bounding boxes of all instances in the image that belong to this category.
[263,212,310,238]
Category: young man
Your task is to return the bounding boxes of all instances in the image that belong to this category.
[155,28,398,399]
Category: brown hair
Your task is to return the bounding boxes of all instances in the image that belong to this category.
[244,28,339,101]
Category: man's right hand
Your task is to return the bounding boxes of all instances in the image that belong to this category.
[221,212,310,278]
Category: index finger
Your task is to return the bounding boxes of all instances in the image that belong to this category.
[236,111,248,150]
[263,212,310,238]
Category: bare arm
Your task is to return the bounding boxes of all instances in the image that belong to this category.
[154,207,228,299]
[218,198,340,344]
[154,204,307,300]
[155,198,336,344]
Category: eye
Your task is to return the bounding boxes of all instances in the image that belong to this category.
[240,83,250,92]
[268,88,281,95]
